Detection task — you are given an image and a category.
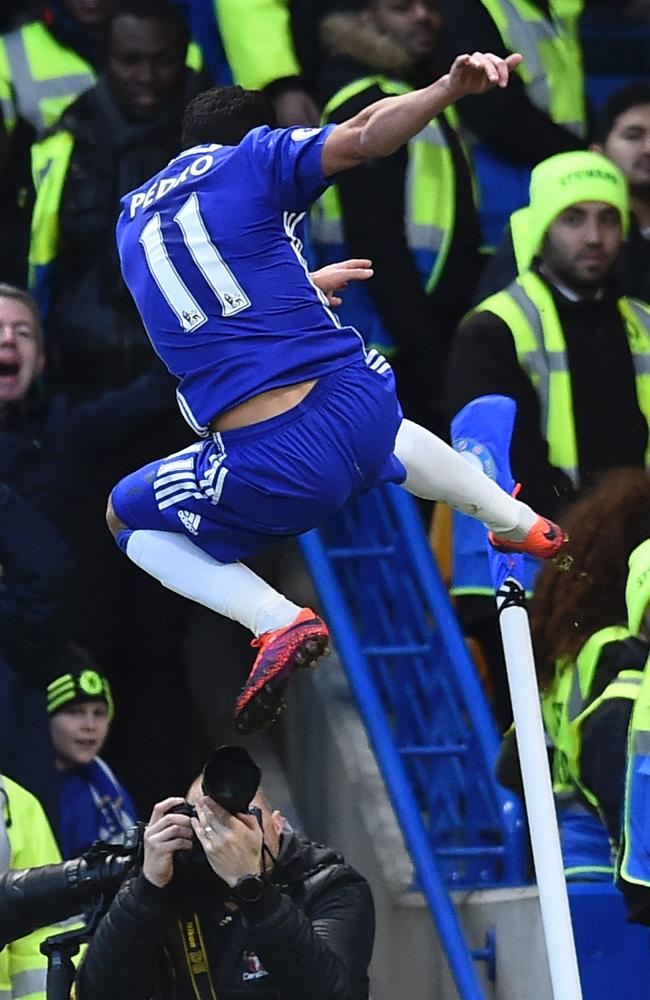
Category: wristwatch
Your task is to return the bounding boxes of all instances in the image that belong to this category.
[231,873,268,904]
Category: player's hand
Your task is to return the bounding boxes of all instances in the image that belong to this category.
[310,259,373,307]
[192,795,263,888]
[142,797,194,889]
[447,52,522,98]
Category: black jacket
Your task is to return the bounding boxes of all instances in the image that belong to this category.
[445,268,648,517]
[0,482,71,821]
[0,364,175,537]
[0,482,69,673]
[76,830,374,1000]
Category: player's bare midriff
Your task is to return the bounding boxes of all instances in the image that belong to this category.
[209,378,319,432]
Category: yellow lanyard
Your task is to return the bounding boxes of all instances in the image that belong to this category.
[178,913,219,1000]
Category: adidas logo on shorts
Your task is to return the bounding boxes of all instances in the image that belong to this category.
[178,509,201,535]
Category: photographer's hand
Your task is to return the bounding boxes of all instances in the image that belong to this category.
[192,795,263,888]
[142,797,194,888]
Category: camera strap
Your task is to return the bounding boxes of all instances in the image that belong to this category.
[177,913,219,999]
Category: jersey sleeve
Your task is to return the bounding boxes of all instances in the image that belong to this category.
[245,124,336,212]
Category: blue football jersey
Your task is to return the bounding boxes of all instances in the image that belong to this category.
[117,125,366,435]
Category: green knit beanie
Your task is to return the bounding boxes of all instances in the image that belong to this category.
[510,150,629,273]
[47,669,115,721]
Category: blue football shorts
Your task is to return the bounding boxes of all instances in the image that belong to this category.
[111,358,406,564]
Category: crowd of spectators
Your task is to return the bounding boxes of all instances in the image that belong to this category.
[0,0,649,994]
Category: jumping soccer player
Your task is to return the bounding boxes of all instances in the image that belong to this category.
[108,51,565,735]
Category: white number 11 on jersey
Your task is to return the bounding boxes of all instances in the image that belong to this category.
[139,192,251,332]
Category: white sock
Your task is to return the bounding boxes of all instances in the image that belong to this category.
[394,419,537,539]
[124,530,301,636]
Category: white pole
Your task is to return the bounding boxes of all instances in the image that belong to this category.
[497,582,583,1000]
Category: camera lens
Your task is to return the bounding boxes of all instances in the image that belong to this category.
[201,746,261,814]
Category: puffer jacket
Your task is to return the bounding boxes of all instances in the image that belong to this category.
[75,829,374,1000]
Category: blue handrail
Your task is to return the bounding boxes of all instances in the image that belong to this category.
[300,484,527,999]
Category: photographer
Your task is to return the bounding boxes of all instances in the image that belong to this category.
[75,750,374,1000]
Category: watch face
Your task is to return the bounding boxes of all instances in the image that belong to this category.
[235,875,265,903]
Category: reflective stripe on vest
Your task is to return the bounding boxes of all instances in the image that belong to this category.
[476,272,650,485]
[478,0,585,136]
[10,967,47,999]
[541,627,632,798]
[0,22,95,135]
[28,130,75,310]
[568,668,641,809]
[0,22,201,136]
[620,651,650,885]
[564,627,633,725]
[548,630,641,827]
[313,76,455,291]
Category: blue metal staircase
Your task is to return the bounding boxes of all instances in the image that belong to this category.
[299,483,527,1000]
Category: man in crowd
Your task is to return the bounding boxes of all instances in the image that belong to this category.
[29,0,204,393]
[592,82,650,302]
[0,0,115,284]
[312,0,483,433]
[446,149,650,727]
[107,54,566,739]
[75,747,375,999]
[475,81,650,302]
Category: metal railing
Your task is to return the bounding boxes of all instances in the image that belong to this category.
[300,484,527,999]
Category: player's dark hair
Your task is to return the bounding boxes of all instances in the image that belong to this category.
[181,86,277,148]
[593,82,650,145]
[105,0,189,50]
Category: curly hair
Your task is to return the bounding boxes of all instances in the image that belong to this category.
[181,86,276,149]
[530,468,650,688]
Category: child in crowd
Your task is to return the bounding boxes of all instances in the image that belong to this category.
[46,644,137,859]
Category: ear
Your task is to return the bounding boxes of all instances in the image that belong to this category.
[271,809,284,837]
[35,351,45,376]
[589,142,604,154]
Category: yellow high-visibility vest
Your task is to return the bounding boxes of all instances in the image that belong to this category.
[475,271,650,485]
[0,20,202,137]
[215,0,299,90]
[0,776,65,1000]
[0,21,95,137]
[478,0,586,137]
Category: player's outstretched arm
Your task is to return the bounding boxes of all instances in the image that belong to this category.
[321,51,522,177]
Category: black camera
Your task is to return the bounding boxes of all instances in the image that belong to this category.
[0,745,263,947]
[171,744,262,820]
[169,745,263,884]
[0,827,142,949]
